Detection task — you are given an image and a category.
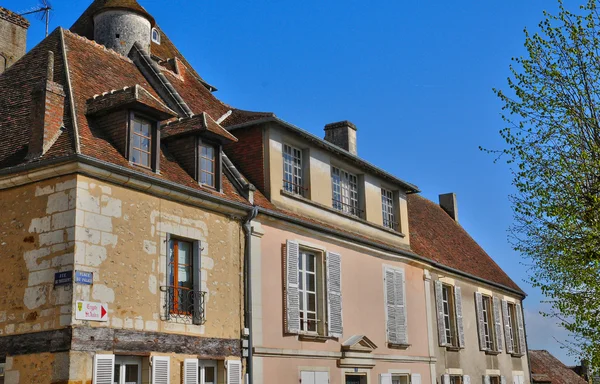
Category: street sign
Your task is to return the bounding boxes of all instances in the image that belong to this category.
[75,301,108,322]
[54,271,73,287]
[75,271,93,285]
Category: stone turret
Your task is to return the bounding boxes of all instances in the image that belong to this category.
[0,6,30,75]
[92,0,155,56]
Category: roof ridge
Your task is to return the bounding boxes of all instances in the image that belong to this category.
[63,29,133,63]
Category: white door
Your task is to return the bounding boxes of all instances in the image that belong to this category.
[114,356,142,384]
[199,360,218,384]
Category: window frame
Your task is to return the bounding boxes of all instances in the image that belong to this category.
[441,284,458,347]
[391,373,410,384]
[197,138,222,191]
[283,143,305,196]
[168,238,194,316]
[114,355,143,384]
[128,112,159,172]
[381,187,397,230]
[298,248,325,335]
[198,359,218,384]
[331,165,361,217]
[151,28,161,44]
[489,376,501,384]
[507,302,519,354]
[449,375,463,384]
[481,295,495,351]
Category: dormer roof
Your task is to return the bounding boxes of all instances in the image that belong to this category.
[86,84,177,120]
[162,113,238,144]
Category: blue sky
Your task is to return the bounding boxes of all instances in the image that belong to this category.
[6,0,580,364]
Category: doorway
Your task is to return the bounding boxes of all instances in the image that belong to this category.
[345,374,367,384]
[114,356,142,384]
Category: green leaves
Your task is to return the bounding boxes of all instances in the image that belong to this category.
[490,0,600,366]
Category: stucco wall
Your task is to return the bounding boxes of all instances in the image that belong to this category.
[94,10,151,57]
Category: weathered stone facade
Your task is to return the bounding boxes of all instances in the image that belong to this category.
[0,7,28,74]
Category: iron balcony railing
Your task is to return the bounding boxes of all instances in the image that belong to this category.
[332,199,364,218]
[283,179,308,197]
[383,218,399,231]
[161,285,206,325]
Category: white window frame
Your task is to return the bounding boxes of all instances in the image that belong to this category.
[199,360,218,384]
[283,143,304,196]
[441,284,457,346]
[391,373,410,384]
[152,28,160,44]
[481,295,494,350]
[298,249,320,334]
[114,356,143,384]
[331,166,360,217]
[381,188,396,229]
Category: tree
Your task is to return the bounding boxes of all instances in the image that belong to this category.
[492,0,600,365]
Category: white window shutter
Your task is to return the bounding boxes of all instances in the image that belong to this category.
[285,240,300,334]
[227,360,242,384]
[434,280,447,346]
[394,268,408,344]
[484,376,491,384]
[443,374,450,384]
[502,300,514,353]
[454,285,465,348]
[463,375,470,384]
[301,371,315,384]
[516,303,526,355]
[501,376,506,384]
[493,297,503,352]
[183,359,198,384]
[152,356,170,384]
[475,292,486,350]
[315,372,329,384]
[384,267,398,344]
[411,373,421,384]
[93,354,114,384]
[379,374,392,384]
[326,251,343,338]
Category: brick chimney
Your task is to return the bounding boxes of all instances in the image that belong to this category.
[28,51,66,159]
[324,120,357,155]
[439,193,458,222]
[0,6,30,75]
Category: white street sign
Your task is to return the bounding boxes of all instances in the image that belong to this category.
[76,301,108,322]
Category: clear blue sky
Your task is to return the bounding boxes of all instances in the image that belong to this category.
[6,0,580,364]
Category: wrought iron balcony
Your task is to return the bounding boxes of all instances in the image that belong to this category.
[283,179,307,197]
[332,199,364,218]
[161,285,206,325]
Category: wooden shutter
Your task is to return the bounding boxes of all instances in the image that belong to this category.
[183,359,198,384]
[475,292,486,350]
[315,372,328,384]
[165,233,171,321]
[385,267,398,344]
[454,286,465,348]
[442,374,450,384]
[152,356,170,384]
[379,374,392,384]
[192,240,202,325]
[93,354,114,384]
[285,240,300,334]
[227,360,242,384]
[411,373,421,384]
[493,297,503,352]
[326,251,343,338]
[502,300,514,353]
[516,303,526,355]
[463,375,471,384]
[394,268,408,344]
[434,280,446,346]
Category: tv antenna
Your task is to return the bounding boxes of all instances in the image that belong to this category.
[19,0,52,37]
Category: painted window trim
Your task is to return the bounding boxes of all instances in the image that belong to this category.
[151,28,161,44]
[128,111,160,172]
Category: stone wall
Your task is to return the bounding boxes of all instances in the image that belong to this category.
[0,7,29,75]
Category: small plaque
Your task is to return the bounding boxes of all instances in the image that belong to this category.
[54,271,73,287]
[75,271,93,285]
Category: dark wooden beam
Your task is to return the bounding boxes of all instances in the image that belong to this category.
[0,328,72,356]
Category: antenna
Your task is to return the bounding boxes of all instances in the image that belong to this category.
[19,0,52,37]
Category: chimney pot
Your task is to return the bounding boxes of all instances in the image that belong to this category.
[324,120,357,155]
[439,193,458,222]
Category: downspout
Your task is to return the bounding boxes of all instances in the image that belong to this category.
[243,206,259,384]
[521,302,533,384]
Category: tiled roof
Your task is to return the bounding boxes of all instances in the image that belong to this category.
[0,6,31,29]
[162,113,238,143]
[86,84,177,119]
[407,194,524,294]
[529,350,588,384]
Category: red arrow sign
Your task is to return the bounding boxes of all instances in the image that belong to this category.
[101,305,107,318]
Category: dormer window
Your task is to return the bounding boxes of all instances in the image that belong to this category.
[151,28,160,44]
[129,112,158,171]
[199,141,217,188]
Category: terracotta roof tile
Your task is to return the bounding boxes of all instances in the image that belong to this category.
[407,194,524,294]
[86,84,177,120]
[162,113,237,143]
[530,350,587,384]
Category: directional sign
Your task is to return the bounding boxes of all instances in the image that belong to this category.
[75,271,93,285]
[75,301,108,322]
[54,271,73,287]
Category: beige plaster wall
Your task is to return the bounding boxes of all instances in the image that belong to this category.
[69,175,244,339]
[265,125,410,248]
[429,271,530,383]
[2,352,69,384]
[0,176,76,336]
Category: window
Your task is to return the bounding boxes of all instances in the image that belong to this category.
[285,241,343,338]
[345,374,367,384]
[0,358,4,384]
[129,114,155,169]
[476,293,504,352]
[384,266,408,346]
[488,376,501,384]
[381,188,397,229]
[435,281,465,348]
[506,302,517,353]
[114,356,142,384]
[199,143,216,188]
[381,373,418,384]
[283,144,304,196]
[391,374,409,384]
[441,284,457,346]
[449,376,463,384]
[481,295,494,350]
[199,360,217,384]
[301,371,329,384]
[331,166,360,217]
[152,28,160,44]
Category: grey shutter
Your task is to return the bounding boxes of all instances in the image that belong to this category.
[484,376,491,384]
[93,354,114,384]
[434,280,447,346]
[326,251,343,338]
[385,267,398,344]
[394,268,408,344]
[315,372,328,384]
[227,360,242,384]
[463,375,470,384]
[183,359,198,384]
[442,374,450,384]
[501,376,506,384]
[502,300,514,353]
[493,297,503,352]
[454,286,465,348]
[301,372,315,384]
[516,303,526,355]
[285,240,300,334]
[379,374,392,384]
[192,240,202,325]
[152,356,170,384]
[475,292,486,350]
[411,373,421,384]
[165,233,171,321]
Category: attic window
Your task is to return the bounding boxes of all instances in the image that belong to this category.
[129,113,159,171]
[198,139,221,190]
[152,28,160,44]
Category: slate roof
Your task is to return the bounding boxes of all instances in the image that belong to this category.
[529,350,588,384]
[407,194,524,294]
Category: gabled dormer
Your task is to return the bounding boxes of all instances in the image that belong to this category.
[86,84,177,172]
[162,113,238,191]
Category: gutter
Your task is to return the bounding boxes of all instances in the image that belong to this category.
[243,206,259,384]
[522,303,533,383]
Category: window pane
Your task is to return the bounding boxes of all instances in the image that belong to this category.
[308,293,316,311]
[206,174,214,187]
[205,366,215,382]
[114,364,121,384]
[125,364,139,383]
[178,241,192,265]
[178,266,192,287]
[306,254,315,272]
[133,120,142,133]
[141,137,150,151]
[132,134,140,149]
